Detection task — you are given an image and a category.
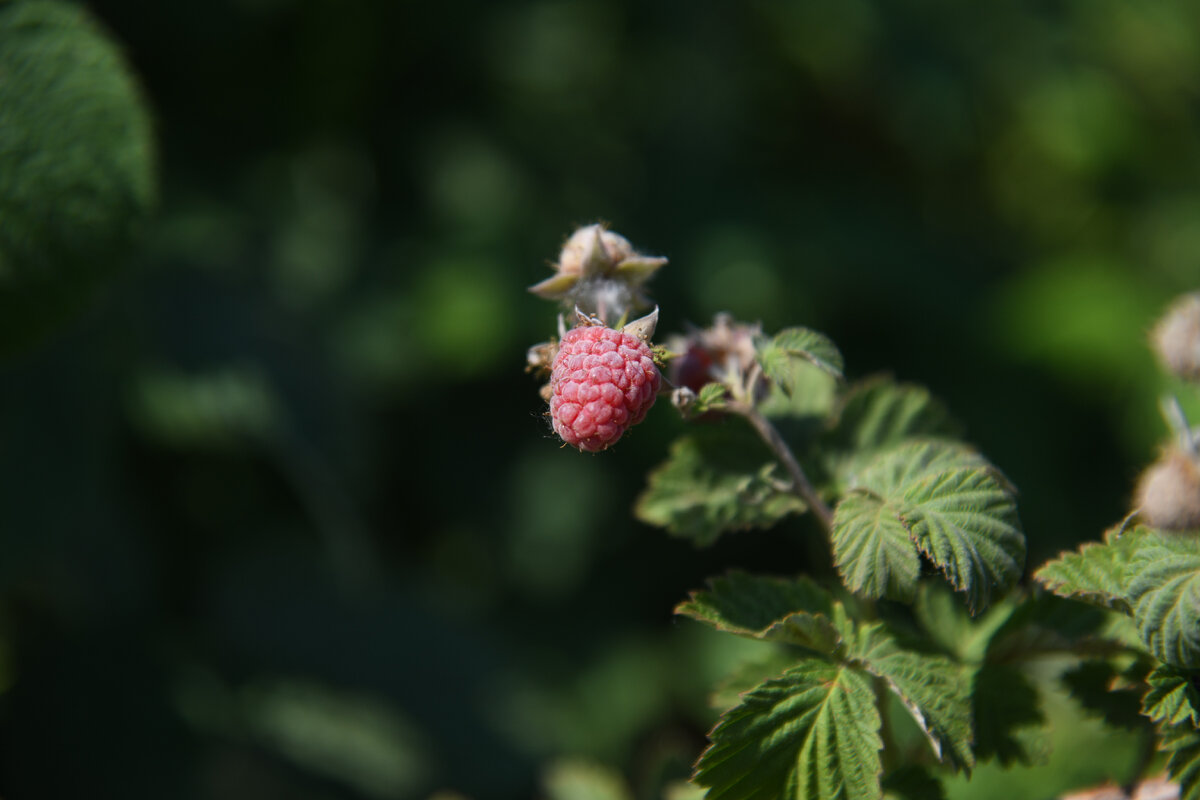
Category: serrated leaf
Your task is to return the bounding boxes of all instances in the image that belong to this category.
[971,664,1043,766]
[1160,726,1200,800]
[832,492,922,602]
[1126,531,1200,668]
[853,626,975,771]
[1034,525,1147,611]
[676,572,844,654]
[677,572,833,635]
[635,424,805,546]
[695,382,728,412]
[694,660,882,800]
[832,441,1025,611]
[756,327,845,393]
[1061,659,1148,731]
[823,380,962,487]
[1144,664,1200,728]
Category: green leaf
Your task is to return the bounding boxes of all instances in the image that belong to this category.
[694,660,882,800]
[756,327,845,389]
[1160,726,1200,800]
[1061,659,1148,732]
[1126,531,1200,668]
[823,380,962,487]
[970,664,1044,766]
[695,382,729,412]
[1034,525,1146,611]
[1143,664,1200,728]
[0,1,156,350]
[676,572,845,654]
[832,493,922,602]
[853,626,975,771]
[635,425,805,546]
[832,441,1025,611]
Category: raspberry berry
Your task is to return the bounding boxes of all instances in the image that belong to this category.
[549,322,661,452]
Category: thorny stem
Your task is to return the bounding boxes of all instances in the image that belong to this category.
[728,400,835,534]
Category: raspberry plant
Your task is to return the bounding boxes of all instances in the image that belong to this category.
[530,225,1200,800]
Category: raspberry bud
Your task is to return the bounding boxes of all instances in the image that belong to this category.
[548,319,661,452]
[1134,448,1200,531]
[528,224,667,324]
[1152,293,1200,380]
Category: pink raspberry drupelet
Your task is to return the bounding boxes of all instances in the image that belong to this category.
[549,324,661,452]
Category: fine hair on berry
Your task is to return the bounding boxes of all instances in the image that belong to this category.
[548,323,661,452]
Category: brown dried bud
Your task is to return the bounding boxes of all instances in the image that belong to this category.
[1134,448,1200,531]
[1152,293,1200,380]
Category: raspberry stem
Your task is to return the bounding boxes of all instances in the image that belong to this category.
[728,400,835,533]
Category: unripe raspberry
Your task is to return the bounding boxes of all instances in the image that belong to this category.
[1134,448,1200,531]
[549,323,661,452]
[1152,293,1200,380]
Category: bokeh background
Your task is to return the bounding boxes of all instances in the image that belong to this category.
[2,0,1199,797]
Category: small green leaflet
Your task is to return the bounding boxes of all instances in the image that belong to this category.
[1034,525,1147,612]
[675,572,844,655]
[1126,530,1200,668]
[694,382,729,412]
[694,660,882,800]
[756,327,845,391]
[635,424,805,546]
[822,380,962,488]
[1143,664,1200,728]
[831,441,1025,612]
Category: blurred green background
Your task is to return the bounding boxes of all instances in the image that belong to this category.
[2,0,1198,797]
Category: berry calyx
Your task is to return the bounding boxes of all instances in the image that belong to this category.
[548,320,661,452]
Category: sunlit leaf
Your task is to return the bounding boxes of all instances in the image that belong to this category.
[852,625,975,771]
[832,492,921,602]
[635,425,804,546]
[832,441,1025,611]
[823,380,962,487]
[676,572,844,654]
[1143,664,1200,729]
[756,327,845,390]
[1126,530,1200,668]
[1034,525,1146,611]
[694,660,881,800]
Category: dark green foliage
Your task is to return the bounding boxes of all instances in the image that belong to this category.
[0,0,155,350]
[1061,660,1148,732]
[635,423,805,546]
[971,664,1044,766]
[881,766,946,800]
